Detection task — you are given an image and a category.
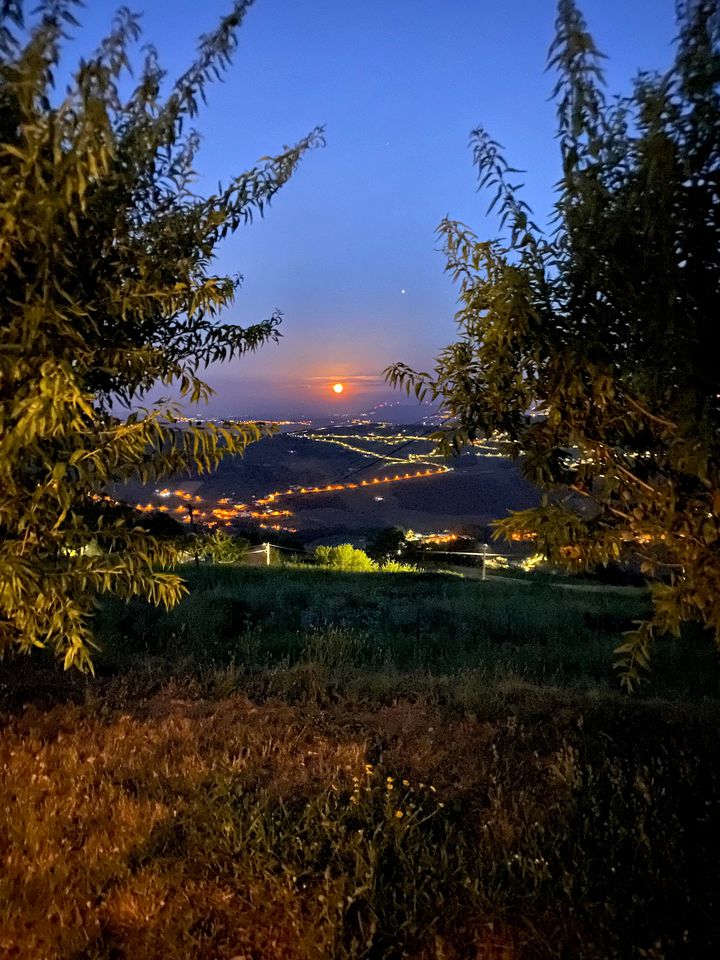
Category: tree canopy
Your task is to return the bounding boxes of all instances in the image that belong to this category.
[0,0,321,668]
[387,0,720,686]
[366,526,408,564]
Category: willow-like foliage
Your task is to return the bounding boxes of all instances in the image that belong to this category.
[387,0,720,687]
[0,1,322,668]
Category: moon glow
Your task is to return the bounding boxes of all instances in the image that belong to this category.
[332,382,344,394]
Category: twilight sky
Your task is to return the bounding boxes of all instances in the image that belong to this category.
[70,0,677,417]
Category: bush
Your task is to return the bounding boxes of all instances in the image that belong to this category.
[381,560,418,573]
[315,545,378,572]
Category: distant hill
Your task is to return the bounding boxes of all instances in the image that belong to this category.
[114,424,539,538]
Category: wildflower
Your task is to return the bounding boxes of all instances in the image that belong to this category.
[395,810,404,819]
[438,802,445,808]
[402,779,410,787]
[386,782,394,791]
[429,785,436,793]
[365,764,373,773]
[386,776,394,783]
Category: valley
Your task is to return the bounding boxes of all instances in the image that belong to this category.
[119,421,540,542]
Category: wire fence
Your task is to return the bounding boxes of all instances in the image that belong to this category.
[413,545,509,581]
[243,541,516,579]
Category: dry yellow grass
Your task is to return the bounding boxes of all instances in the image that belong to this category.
[1,694,371,959]
[0,693,467,958]
[2,674,719,959]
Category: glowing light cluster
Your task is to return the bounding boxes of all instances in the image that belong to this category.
[127,426,459,534]
[419,533,459,545]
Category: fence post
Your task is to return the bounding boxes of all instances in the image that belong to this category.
[188,504,200,567]
[265,541,271,567]
[481,543,487,582]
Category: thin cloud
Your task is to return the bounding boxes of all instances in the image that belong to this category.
[306,374,386,384]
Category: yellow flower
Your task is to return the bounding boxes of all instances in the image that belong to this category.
[386,782,394,791]
[429,785,436,793]
[402,779,410,787]
[386,776,394,783]
[394,810,404,819]
[364,764,373,773]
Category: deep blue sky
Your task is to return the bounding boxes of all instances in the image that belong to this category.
[68,0,677,417]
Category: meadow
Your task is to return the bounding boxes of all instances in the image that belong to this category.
[93,565,718,701]
[2,567,720,959]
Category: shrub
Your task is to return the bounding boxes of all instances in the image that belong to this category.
[381,560,418,573]
[315,545,378,572]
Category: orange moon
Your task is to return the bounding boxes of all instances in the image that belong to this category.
[332,382,344,394]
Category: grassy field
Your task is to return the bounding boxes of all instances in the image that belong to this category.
[2,567,720,959]
[92,565,719,700]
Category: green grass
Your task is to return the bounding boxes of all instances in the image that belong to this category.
[93,565,720,699]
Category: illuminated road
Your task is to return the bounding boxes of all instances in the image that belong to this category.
[297,430,508,460]
[130,426,514,532]
[130,429,459,531]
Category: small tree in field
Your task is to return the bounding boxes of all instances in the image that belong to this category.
[200,529,249,564]
[0,0,321,668]
[366,526,408,563]
[387,0,720,686]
